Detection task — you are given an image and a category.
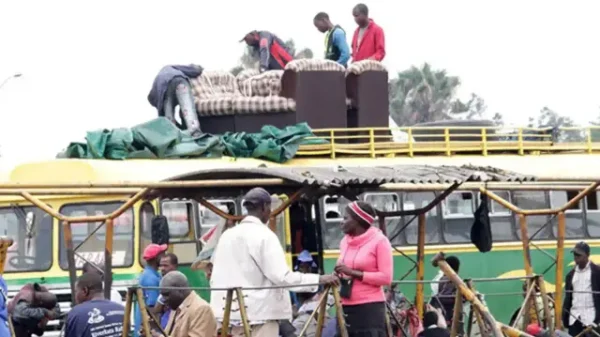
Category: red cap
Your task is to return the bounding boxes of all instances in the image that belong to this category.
[143,244,168,260]
[526,324,542,336]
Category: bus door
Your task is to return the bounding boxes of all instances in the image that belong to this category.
[241,194,291,267]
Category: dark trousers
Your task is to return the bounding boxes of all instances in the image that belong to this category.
[569,320,591,337]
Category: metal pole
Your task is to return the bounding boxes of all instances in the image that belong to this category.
[220,289,234,337]
[0,178,285,189]
[136,288,153,337]
[104,218,114,300]
[235,288,252,337]
[536,275,554,334]
[63,221,78,305]
[519,215,534,276]
[450,290,463,337]
[122,288,134,337]
[432,252,503,337]
[332,287,349,337]
[416,213,426,319]
[555,212,566,330]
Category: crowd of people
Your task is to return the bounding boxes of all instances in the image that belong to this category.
[0,201,598,337]
[148,3,387,136]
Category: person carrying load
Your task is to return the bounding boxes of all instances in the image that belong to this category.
[148,64,203,137]
[240,31,294,72]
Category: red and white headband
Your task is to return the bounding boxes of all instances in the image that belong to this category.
[349,201,375,224]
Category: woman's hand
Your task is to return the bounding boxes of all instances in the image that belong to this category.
[334,264,352,275]
[334,264,363,280]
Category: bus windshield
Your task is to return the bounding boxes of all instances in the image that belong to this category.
[0,206,53,272]
[59,202,134,269]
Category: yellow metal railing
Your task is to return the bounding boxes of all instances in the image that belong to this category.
[296,125,600,158]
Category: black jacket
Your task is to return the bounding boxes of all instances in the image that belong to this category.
[417,327,450,337]
[563,262,600,328]
[147,64,203,115]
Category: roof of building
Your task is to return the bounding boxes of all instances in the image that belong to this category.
[171,164,535,186]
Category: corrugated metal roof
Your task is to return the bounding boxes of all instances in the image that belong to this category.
[171,164,535,187]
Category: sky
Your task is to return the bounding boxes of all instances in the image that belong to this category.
[1,0,600,163]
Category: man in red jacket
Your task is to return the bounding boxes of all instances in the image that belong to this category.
[351,3,386,62]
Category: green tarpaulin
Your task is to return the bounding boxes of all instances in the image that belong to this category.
[58,118,326,163]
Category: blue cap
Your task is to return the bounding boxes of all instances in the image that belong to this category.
[295,250,317,270]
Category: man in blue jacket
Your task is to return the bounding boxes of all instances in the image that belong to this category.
[241,31,294,72]
[313,12,350,67]
[0,276,9,337]
[147,64,203,137]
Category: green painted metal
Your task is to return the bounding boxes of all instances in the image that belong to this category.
[4,272,137,288]
[323,246,573,324]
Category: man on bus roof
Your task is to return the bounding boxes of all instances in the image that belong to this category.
[240,31,294,72]
[313,12,350,67]
[350,3,386,62]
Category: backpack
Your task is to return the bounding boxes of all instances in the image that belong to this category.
[151,215,170,245]
[470,194,492,252]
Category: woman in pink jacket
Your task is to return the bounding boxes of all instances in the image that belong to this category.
[334,201,393,337]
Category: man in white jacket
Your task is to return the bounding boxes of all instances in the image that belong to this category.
[210,188,339,337]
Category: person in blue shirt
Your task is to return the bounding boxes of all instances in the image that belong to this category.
[313,12,350,67]
[0,276,9,337]
[133,243,167,337]
[65,272,124,337]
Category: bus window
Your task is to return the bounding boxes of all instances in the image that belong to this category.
[480,191,516,242]
[488,191,511,215]
[199,200,235,236]
[0,207,53,272]
[139,202,155,262]
[59,202,134,269]
[443,192,474,217]
[320,195,350,249]
[364,193,401,245]
[161,200,193,239]
[550,191,585,239]
[513,191,551,240]
[403,192,441,245]
[586,192,600,237]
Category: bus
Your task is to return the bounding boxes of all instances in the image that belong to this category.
[3,141,600,334]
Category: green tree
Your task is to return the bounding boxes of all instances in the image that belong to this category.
[230,39,312,75]
[588,107,600,141]
[531,106,584,142]
[492,112,504,126]
[388,63,488,126]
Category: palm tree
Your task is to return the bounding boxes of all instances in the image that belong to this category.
[389,63,462,126]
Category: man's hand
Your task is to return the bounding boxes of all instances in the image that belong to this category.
[319,274,340,286]
[45,309,58,320]
[150,329,163,337]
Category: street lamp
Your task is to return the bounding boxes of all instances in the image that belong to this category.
[0,73,23,91]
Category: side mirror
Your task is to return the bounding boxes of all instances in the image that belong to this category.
[151,215,170,245]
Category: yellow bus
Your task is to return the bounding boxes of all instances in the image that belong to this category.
[4,149,600,334]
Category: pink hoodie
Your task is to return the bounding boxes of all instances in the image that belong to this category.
[337,226,393,305]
